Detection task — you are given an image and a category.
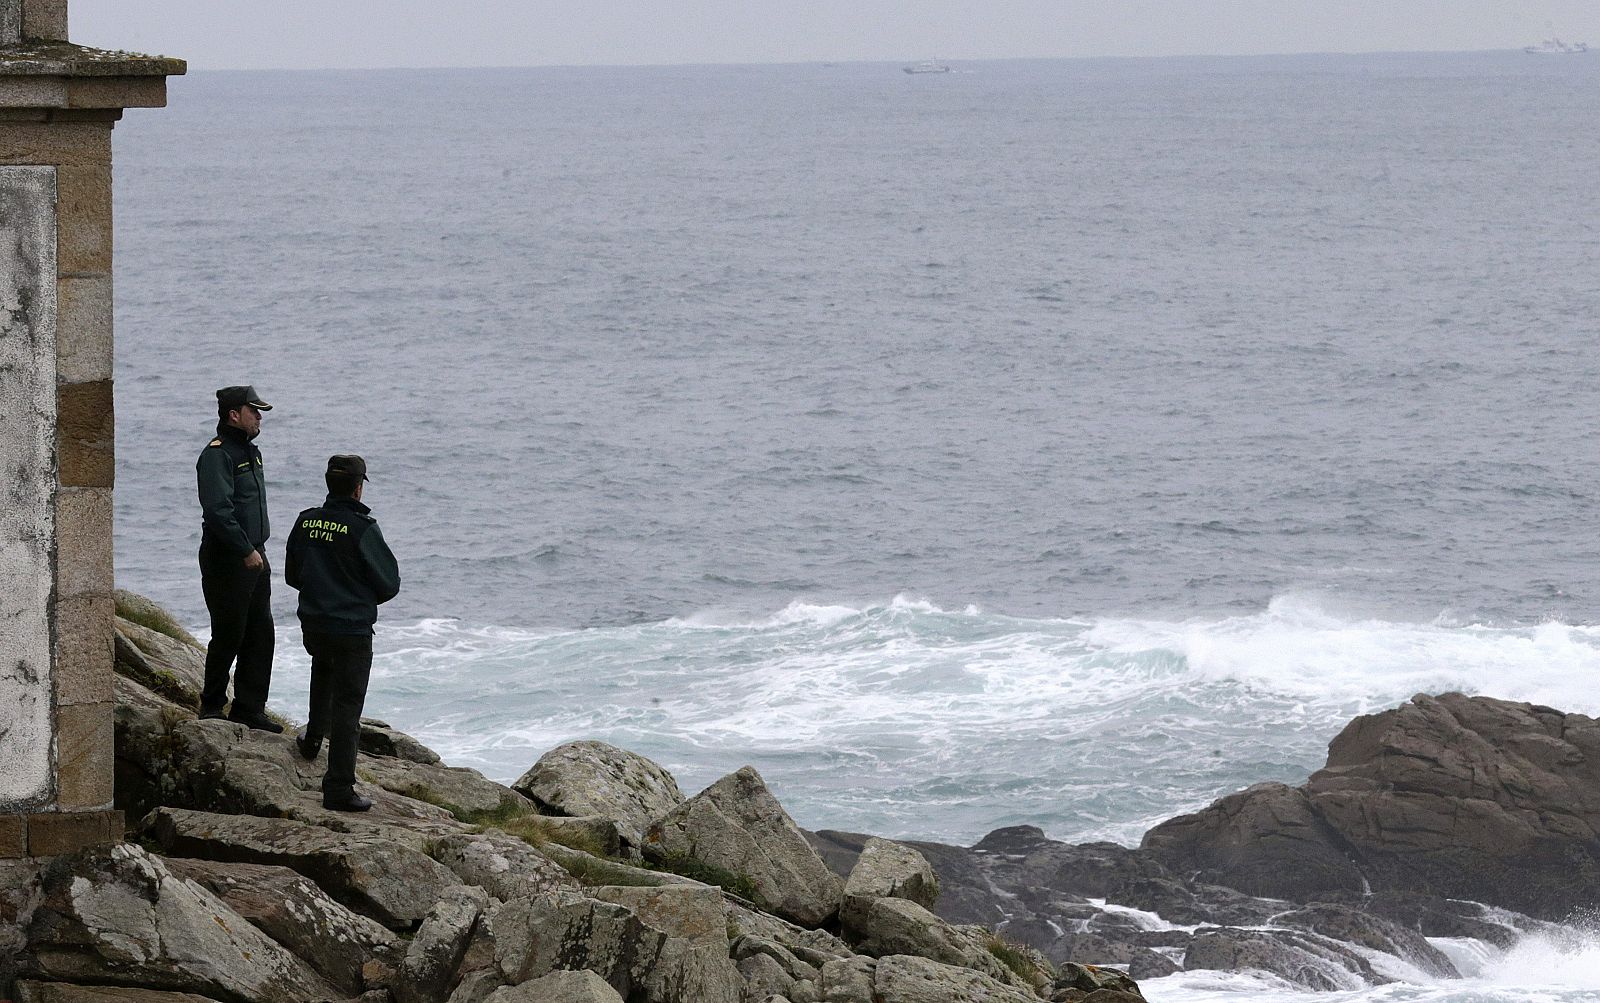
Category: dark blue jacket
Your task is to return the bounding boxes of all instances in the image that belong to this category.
[197,424,268,557]
[284,495,400,635]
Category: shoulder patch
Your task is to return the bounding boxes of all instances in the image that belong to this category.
[207,438,223,447]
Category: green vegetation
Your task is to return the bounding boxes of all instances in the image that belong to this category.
[985,933,1048,984]
[488,813,614,858]
[114,591,203,649]
[645,852,761,905]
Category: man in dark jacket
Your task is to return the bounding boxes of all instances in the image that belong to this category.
[284,454,401,811]
[196,385,281,731]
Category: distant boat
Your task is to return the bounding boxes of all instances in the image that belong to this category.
[1524,37,1589,54]
[903,61,951,74]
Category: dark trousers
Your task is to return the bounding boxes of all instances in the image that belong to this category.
[199,538,274,715]
[302,629,373,798]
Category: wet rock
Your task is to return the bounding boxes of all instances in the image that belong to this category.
[143,805,462,928]
[1141,782,1365,901]
[843,838,939,910]
[1126,951,1180,980]
[360,718,443,764]
[1183,927,1384,991]
[513,740,684,850]
[163,857,399,997]
[1274,902,1457,978]
[1145,693,1600,920]
[645,766,843,928]
[17,844,338,1000]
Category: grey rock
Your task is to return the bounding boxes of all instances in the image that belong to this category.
[398,886,491,1003]
[357,755,531,822]
[645,766,843,928]
[360,717,443,764]
[843,838,938,910]
[536,840,707,890]
[163,857,399,997]
[739,952,797,1000]
[590,884,729,947]
[817,956,876,1003]
[725,903,852,965]
[1054,962,1142,997]
[15,984,221,1002]
[113,674,193,823]
[872,955,1039,1003]
[485,970,624,1003]
[18,843,338,1000]
[489,891,742,1003]
[427,830,581,901]
[113,618,205,708]
[731,935,824,983]
[143,806,462,928]
[839,895,1023,988]
[513,740,685,850]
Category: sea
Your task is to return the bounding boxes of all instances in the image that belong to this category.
[109,52,1600,1000]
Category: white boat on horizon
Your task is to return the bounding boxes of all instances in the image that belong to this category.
[1524,37,1589,54]
[903,60,951,74]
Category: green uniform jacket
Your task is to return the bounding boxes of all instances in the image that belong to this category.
[284,495,401,635]
[197,424,269,557]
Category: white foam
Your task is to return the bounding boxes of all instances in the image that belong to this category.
[337,593,1600,844]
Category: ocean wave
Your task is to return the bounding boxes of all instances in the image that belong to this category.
[289,592,1600,846]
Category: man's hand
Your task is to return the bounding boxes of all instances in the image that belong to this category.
[243,550,265,572]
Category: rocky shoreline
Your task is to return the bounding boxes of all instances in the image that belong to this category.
[3,591,1596,1001]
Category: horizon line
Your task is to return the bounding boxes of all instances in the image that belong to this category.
[142,46,1548,75]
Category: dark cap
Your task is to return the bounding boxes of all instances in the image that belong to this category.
[326,454,369,482]
[216,385,272,411]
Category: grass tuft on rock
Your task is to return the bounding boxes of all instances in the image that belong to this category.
[489,813,613,858]
[986,933,1049,983]
[114,590,204,649]
[645,852,761,904]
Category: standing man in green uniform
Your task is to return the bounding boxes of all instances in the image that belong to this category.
[285,455,401,812]
[196,385,282,732]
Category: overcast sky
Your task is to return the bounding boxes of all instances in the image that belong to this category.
[74,2,1599,71]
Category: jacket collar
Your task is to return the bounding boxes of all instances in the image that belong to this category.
[323,495,371,516]
[215,422,254,447]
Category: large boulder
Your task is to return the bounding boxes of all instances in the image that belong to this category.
[589,885,728,947]
[15,844,339,1000]
[644,766,843,928]
[487,891,743,1003]
[513,741,685,849]
[143,806,462,928]
[843,838,939,910]
[1144,693,1600,919]
[162,857,399,997]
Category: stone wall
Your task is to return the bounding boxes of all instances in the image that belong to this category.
[0,0,179,857]
[0,165,57,811]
